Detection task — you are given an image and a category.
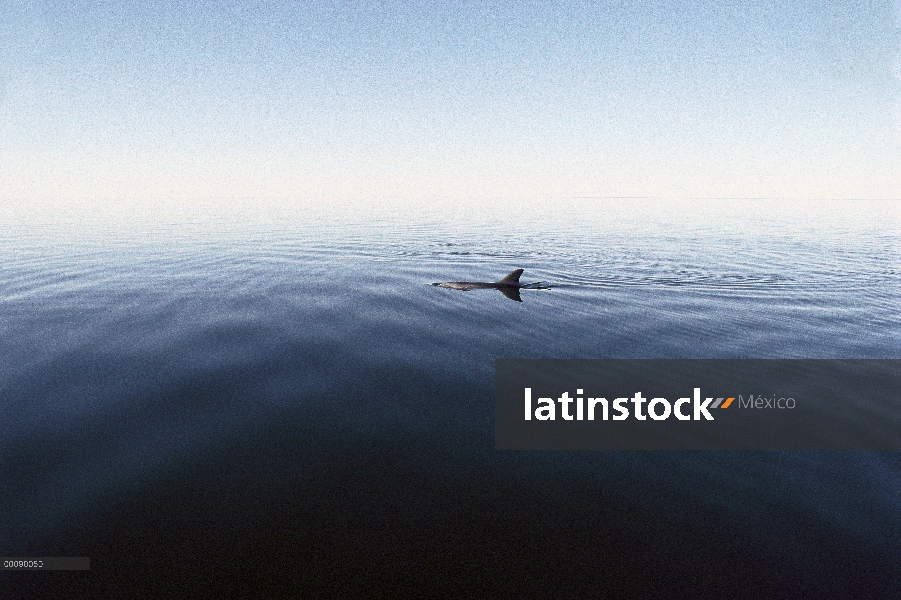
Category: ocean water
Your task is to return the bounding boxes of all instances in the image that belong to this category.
[2,199,900,596]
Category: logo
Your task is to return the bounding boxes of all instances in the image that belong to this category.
[496,360,899,450]
[523,388,735,421]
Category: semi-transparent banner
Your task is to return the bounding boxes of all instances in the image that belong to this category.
[495,360,901,450]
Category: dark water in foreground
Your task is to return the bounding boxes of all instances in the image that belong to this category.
[2,200,900,597]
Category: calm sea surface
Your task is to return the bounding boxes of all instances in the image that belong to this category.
[2,199,900,596]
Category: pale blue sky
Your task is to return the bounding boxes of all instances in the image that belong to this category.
[2,1,899,212]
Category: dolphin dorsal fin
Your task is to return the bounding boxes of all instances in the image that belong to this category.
[496,269,524,284]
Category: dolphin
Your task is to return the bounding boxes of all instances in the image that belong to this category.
[435,269,528,302]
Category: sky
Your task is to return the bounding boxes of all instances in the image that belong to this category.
[1,1,900,215]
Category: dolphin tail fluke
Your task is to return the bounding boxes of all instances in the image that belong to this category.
[496,269,524,284]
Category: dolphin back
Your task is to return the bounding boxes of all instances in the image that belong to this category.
[495,269,524,285]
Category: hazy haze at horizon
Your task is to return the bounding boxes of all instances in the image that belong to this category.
[2,1,900,213]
